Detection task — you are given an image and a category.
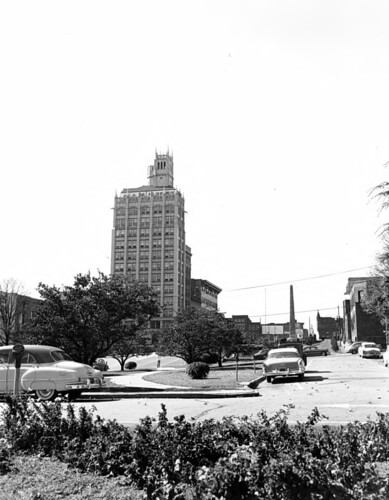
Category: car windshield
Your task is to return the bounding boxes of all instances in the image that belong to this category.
[268,351,299,359]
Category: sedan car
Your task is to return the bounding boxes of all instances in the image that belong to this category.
[0,345,104,401]
[345,341,362,354]
[358,342,382,359]
[262,347,305,383]
[253,348,270,360]
[303,345,328,357]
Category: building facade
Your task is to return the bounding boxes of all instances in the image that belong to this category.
[343,277,385,345]
[190,279,222,310]
[316,312,341,340]
[231,315,261,343]
[111,151,191,327]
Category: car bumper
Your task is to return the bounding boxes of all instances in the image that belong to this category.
[65,381,103,390]
[363,353,381,358]
[263,368,304,377]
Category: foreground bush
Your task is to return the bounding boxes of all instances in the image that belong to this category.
[186,361,210,379]
[0,397,389,499]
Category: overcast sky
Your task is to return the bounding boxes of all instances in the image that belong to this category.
[1,1,388,332]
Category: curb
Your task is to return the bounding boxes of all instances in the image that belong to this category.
[79,388,260,400]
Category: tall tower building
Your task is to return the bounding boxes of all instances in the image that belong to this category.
[111,151,191,328]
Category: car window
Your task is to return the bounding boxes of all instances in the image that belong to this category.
[50,350,73,362]
[268,352,299,359]
[9,352,38,364]
[363,343,376,348]
[0,351,10,364]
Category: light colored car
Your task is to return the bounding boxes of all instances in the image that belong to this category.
[0,345,104,401]
[262,347,305,383]
[383,347,389,367]
[358,342,382,359]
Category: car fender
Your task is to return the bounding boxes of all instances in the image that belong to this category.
[21,367,78,392]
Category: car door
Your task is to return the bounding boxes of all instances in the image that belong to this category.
[7,351,38,392]
[0,349,11,392]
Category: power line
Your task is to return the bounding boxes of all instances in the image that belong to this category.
[225,266,370,292]
[249,306,339,319]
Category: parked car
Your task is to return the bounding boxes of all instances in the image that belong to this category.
[253,348,269,360]
[93,358,109,371]
[383,347,389,367]
[262,347,305,383]
[358,342,382,359]
[303,345,328,357]
[0,345,104,401]
[345,341,362,354]
[277,340,307,365]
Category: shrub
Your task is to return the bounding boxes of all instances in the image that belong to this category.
[186,361,210,379]
[331,335,339,352]
[124,361,137,370]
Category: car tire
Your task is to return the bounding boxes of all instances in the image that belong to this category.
[298,374,304,382]
[266,376,272,383]
[35,388,57,401]
[321,352,326,356]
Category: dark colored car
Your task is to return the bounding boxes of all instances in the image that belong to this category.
[254,348,269,360]
[303,345,328,357]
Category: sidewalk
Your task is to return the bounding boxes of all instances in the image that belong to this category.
[80,370,261,400]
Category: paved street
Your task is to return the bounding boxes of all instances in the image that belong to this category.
[69,352,389,427]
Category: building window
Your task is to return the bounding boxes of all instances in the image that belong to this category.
[128,240,137,249]
[164,296,173,305]
[129,207,138,216]
[164,250,174,260]
[140,251,149,260]
[114,263,124,272]
[165,227,174,236]
[140,228,149,237]
[128,228,137,237]
[127,263,136,271]
[140,262,148,271]
[153,227,162,236]
[128,218,138,227]
[165,239,174,247]
[152,273,161,282]
[140,239,149,248]
[153,239,162,247]
[165,204,174,214]
[165,216,174,226]
[164,262,174,271]
[115,252,124,260]
[153,217,162,226]
[164,273,174,282]
[152,250,161,259]
[127,252,136,261]
[141,206,150,215]
[140,218,149,227]
[152,262,161,271]
[116,219,125,228]
[115,240,124,249]
[139,274,148,282]
[115,230,125,238]
[153,205,162,214]
[164,308,174,317]
[164,284,173,294]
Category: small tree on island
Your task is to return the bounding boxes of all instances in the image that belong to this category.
[109,328,156,371]
[29,272,160,366]
[156,307,242,366]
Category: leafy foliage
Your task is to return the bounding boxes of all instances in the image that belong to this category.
[109,328,154,370]
[1,398,389,498]
[186,361,210,379]
[124,361,137,370]
[29,271,160,365]
[156,307,245,366]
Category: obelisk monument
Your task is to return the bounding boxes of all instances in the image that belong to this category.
[289,285,297,340]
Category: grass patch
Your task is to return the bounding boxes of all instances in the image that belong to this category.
[0,454,143,500]
[142,361,263,389]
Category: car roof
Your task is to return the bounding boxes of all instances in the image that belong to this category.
[0,345,62,352]
[269,347,299,354]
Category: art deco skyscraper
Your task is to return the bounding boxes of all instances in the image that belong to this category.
[111,151,191,328]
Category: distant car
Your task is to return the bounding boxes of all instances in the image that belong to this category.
[253,348,269,360]
[262,347,305,383]
[0,345,104,401]
[383,347,389,367]
[358,342,382,359]
[345,341,362,354]
[303,345,329,357]
[93,358,109,371]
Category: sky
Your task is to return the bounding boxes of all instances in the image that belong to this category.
[1,0,389,333]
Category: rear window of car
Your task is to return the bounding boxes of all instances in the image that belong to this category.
[268,351,299,359]
[51,350,73,362]
[363,343,377,348]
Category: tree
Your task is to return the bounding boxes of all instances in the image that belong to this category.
[156,307,243,365]
[109,328,155,371]
[207,318,246,367]
[361,250,389,328]
[0,279,27,345]
[30,272,160,365]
